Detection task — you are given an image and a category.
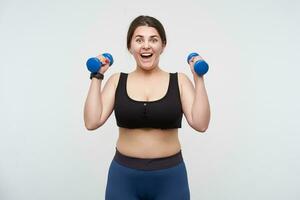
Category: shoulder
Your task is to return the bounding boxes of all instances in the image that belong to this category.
[177,72,192,87]
[106,72,122,89]
[175,72,193,97]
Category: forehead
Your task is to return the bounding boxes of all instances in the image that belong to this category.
[133,26,160,37]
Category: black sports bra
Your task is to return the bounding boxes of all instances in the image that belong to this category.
[114,72,183,129]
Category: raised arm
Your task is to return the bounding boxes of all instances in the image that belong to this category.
[178,72,210,133]
[83,72,120,131]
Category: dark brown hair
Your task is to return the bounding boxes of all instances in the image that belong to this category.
[126,15,167,50]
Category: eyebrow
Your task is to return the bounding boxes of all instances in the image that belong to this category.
[135,35,159,38]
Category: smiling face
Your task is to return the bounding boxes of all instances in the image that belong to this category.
[129,26,165,71]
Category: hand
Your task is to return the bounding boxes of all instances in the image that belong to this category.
[96,54,110,74]
[188,55,203,76]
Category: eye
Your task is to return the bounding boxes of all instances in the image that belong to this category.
[150,38,158,43]
[136,38,142,43]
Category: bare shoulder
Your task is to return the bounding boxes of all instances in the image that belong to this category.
[177,72,193,86]
[106,72,121,89]
[177,72,194,96]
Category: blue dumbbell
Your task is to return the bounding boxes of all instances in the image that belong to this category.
[187,52,209,76]
[86,53,114,73]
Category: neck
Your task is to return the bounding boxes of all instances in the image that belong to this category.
[133,66,163,77]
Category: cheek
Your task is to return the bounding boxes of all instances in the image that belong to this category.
[131,45,141,52]
[153,43,163,49]
[130,47,139,55]
[153,45,164,54]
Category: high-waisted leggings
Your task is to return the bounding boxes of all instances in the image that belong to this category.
[105,147,190,200]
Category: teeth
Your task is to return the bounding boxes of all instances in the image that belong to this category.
[141,53,152,56]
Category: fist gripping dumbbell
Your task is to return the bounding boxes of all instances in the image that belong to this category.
[187,52,209,76]
[86,53,114,73]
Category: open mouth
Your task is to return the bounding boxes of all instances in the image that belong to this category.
[140,53,153,59]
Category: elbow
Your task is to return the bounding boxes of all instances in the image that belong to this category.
[190,122,208,133]
[199,128,208,133]
[84,122,101,131]
[195,127,208,133]
[193,123,209,133]
[84,114,102,131]
[191,114,210,133]
[193,118,210,133]
[85,126,97,131]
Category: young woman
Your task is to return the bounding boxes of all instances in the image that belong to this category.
[84,15,210,200]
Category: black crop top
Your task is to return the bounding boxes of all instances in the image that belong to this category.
[114,72,183,129]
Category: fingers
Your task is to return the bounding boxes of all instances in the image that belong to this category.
[190,55,203,63]
[96,55,109,64]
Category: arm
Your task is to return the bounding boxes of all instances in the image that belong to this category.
[179,72,210,133]
[83,73,119,131]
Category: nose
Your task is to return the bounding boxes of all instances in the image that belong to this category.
[142,41,150,49]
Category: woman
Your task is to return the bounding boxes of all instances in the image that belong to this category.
[84,15,210,200]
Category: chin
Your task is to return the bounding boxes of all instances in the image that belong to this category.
[138,62,153,69]
[142,65,156,71]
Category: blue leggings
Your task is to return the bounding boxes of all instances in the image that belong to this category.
[105,149,190,200]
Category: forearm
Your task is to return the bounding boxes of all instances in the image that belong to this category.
[191,74,210,131]
[84,78,103,128]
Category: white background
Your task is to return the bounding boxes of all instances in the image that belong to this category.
[1,0,299,199]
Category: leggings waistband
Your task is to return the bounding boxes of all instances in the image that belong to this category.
[113,147,184,171]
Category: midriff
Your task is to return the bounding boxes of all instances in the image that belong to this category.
[116,127,181,159]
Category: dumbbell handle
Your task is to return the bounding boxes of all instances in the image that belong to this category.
[86,53,114,73]
[187,52,209,76]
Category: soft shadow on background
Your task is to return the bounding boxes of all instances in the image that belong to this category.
[1,0,299,199]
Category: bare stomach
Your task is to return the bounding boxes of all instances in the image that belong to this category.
[116,127,181,159]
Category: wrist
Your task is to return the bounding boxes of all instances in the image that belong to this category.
[193,73,203,81]
[90,72,104,80]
